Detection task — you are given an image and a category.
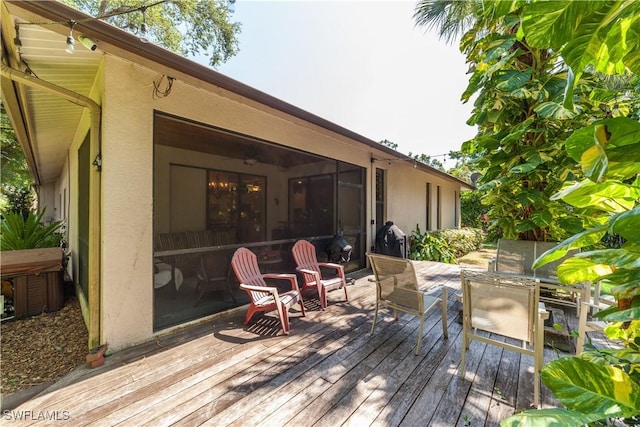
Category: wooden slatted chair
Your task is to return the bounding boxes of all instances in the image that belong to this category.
[194,252,236,306]
[231,247,305,335]
[291,240,348,310]
[367,253,448,355]
[460,270,549,408]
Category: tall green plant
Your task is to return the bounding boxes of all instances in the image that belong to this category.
[495,0,640,424]
[502,116,640,427]
[0,209,64,251]
[416,1,639,243]
[408,224,457,264]
[415,1,640,424]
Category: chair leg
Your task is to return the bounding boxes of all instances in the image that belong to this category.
[371,304,379,335]
[534,315,545,408]
[460,331,467,379]
[415,317,424,355]
[298,295,306,317]
[276,303,289,335]
[245,305,258,325]
[460,313,469,378]
[320,287,328,310]
[576,301,589,355]
[441,288,449,339]
[343,283,349,302]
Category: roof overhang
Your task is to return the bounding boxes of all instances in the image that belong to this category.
[1,0,473,190]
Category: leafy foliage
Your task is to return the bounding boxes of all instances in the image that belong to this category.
[378,139,398,150]
[408,224,457,264]
[1,101,34,212]
[415,0,639,244]
[408,225,481,263]
[0,210,64,251]
[1,186,34,220]
[460,191,486,228]
[61,0,241,67]
[415,1,640,425]
[434,227,483,257]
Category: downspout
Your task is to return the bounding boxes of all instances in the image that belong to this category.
[1,62,102,349]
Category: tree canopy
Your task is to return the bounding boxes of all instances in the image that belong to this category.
[62,0,241,67]
[0,101,33,213]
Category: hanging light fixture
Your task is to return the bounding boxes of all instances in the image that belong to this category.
[208,174,235,199]
[65,20,76,54]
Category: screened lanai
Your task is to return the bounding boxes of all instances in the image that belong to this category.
[153,112,366,330]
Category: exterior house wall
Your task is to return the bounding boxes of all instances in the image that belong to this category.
[378,163,460,236]
[94,55,464,350]
[100,57,155,348]
[100,56,377,349]
[2,2,471,353]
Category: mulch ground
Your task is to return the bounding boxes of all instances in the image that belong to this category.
[1,297,88,395]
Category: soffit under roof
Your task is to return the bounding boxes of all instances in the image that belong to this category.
[2,3,102,185]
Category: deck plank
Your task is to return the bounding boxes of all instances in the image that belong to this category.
[8,261,600,427]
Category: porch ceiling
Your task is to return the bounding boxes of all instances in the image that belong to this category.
[154,114,322,169]
[1,4,102,185]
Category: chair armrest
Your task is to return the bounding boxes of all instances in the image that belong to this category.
[239,283,278,295]
[318,261,342,269]
[296,267,319,276]
[423,285,444,297]
[262,273,300,291]
[318,262,345,275]
[538,302,550,321]
[487,258,496,272]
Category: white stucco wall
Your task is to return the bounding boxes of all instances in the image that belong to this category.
[373,162,460,236]
[99,55,465,349]
[101,57,155,349]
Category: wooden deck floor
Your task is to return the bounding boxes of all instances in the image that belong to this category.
[8,261,605,426]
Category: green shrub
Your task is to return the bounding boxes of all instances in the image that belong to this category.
[433,228,483,258]
[461,191,486,228]
[409,226,483,263]
[1,185,34,219]
[0,209,63,251]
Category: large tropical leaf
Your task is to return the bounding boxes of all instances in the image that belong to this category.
[495,69,532,92]
[611,207,640,242]
[561,3,637,74]
[533,101,578,119]
[534,224,608,267]
[551,180,639,213]
[595,269,640,294]
[595,297,640,322]
[500,407,602,427]
[541,357,640,418]
[521,1,607,51]
[577,247,640,269]
[567,118,640,160]
[522,1,640,109]
[557,257,613,284]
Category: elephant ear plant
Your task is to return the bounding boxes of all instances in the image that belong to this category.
[0,209,64,251]
[501,118,640,426]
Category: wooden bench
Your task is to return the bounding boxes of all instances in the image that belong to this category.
[488,239,590,315]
